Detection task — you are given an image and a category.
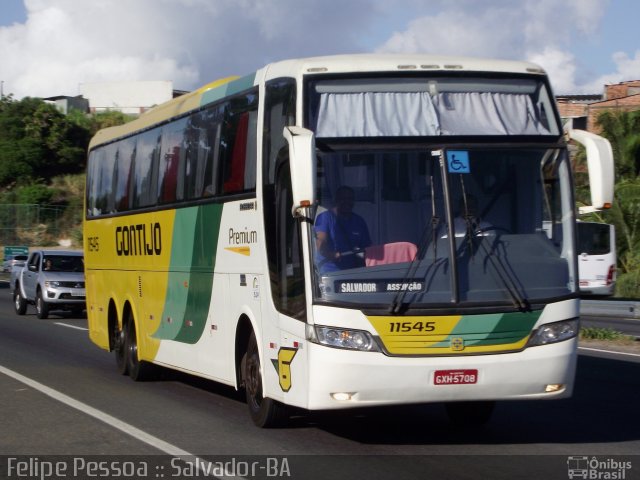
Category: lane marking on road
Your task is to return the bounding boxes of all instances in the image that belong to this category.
[0,364,243,479]
[0,363,191,455]
[578,346,640,358]
[54,322,88,331]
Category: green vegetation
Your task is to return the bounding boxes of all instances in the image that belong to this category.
[0,95,133,248]
[580,327,632,341]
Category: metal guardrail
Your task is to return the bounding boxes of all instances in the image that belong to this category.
[580,299,640,319]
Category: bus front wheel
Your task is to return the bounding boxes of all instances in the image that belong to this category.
[244,332,288,428]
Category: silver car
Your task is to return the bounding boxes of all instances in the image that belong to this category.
[13,250,86,319]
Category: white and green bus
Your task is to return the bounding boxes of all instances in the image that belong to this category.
[84,54,614,427]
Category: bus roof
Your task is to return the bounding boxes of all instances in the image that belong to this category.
[260,53,546,80]
[88,53,548,150]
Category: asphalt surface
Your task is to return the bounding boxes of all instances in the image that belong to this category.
[0,286,639,480]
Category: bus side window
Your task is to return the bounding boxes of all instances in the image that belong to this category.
[115,136,134,212]
[274,163,306,319]
[183,114,204,200]
[131,128,161,209]
[86,148,103,217]
[158,118,188,204]
[222,112,249,194]
[220,90,258,195]
[262,78,300,318]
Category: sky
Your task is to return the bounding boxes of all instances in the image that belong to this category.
[0,0,639,99]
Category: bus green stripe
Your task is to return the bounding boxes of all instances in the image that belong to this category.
[153,204,222,343]
[174,204,222,343]
[434,311,541,347]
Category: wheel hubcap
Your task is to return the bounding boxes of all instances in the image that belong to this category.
[246,354,262,408]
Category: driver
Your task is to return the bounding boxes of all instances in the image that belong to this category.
[315,186,371,273]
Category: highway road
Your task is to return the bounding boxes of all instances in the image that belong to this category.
[0,288,638,480]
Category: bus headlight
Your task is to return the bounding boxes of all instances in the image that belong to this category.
[526,319,579,347]
[307,325,380,352]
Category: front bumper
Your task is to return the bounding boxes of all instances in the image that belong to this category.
[304,338,577,410]
[44,286,86,305]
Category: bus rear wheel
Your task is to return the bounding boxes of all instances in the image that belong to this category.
[114,321,128,376]
[445,401,495,426]
[124,313,155,381]
[244,332,287,428]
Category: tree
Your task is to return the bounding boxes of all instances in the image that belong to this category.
[595,109,640,179]
[590,109,640,296]
[0,96,91,186]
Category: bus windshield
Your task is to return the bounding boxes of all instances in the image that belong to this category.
[310,146,576,310]
[577,222,612,255]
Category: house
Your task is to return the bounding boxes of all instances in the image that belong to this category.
[557,80,640,133]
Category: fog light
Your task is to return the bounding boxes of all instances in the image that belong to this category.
[331,392,354,401]
[545,384,564,393]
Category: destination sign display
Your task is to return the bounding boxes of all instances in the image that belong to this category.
[334,280,425,294]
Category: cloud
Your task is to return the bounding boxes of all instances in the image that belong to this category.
[526,48,579,94]
[0,0,375,98]
[376,8,522,58]
[0,0,637,100]
[375,0,623,94]
[581,50,640,92]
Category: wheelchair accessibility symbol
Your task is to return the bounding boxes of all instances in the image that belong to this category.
[447,151,470,174]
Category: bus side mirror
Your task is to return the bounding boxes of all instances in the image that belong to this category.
[283,126,316,215]
[567,129,614,214]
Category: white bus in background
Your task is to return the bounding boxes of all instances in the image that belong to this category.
[577,222,616,296]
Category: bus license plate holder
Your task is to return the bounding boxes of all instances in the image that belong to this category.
[434,369,478,385]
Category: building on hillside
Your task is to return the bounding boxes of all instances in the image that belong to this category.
[45,81,189,117]
[79,80,187,115]
[44,95,90,114]
[557,80,640,133]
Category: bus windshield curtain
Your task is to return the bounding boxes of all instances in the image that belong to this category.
[314,91,550,137]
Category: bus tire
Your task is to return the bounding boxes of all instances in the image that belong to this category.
[14,288,27,315]
[125,314,155,381]
[244,332,288,428]
[36,290,49,319]
[445,401,495,426]
[114,321,128,376]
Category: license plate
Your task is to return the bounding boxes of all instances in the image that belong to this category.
[434,369,478,385]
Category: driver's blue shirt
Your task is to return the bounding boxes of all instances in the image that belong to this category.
[315,211,371,273]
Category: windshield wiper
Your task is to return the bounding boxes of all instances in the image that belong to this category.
[389,171,442,314]
[469,230,531,311]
